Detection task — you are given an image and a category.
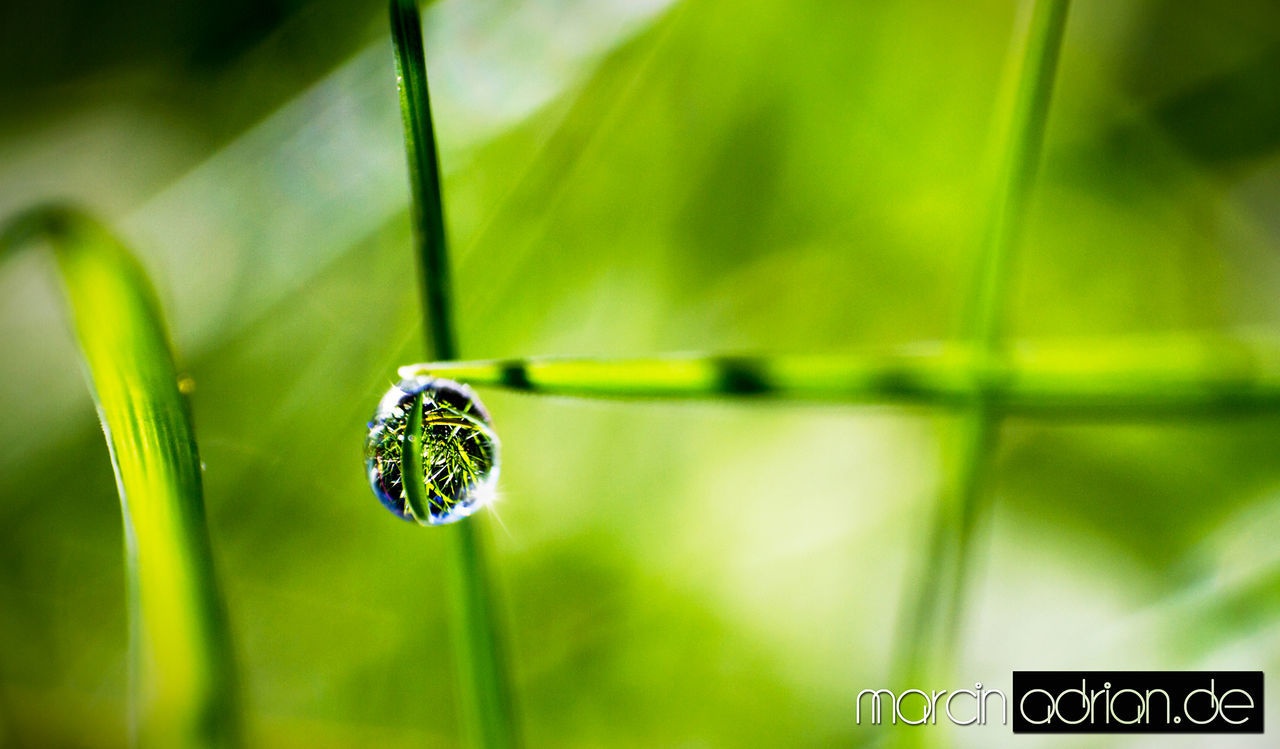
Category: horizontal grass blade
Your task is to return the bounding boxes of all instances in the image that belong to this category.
[400,340,1280,417]
[1,206,239,748]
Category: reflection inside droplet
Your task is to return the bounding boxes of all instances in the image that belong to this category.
[364,376,500,525]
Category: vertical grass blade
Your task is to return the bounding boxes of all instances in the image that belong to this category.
[391,0,457,362]
[444,519,520,749]
[400,392,434,522]
[0,206,240,748]
[949,0,1071,634]
[390,2,520,747]
[965,0,1071,348]
[897,0,1071,691]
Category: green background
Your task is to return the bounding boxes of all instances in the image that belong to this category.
[2,0,1279,746]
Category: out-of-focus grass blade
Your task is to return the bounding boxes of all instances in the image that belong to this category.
[400,340,1280,417]
[0,206,239,749]
[897,0,1070,710]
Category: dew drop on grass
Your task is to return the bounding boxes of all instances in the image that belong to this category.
[365,376,500,525]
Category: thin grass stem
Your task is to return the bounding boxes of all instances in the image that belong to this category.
[897,0,1072,696]
[391,0,456,361]
[396,340,1280,416]
[401,393,433,521]
[1,205,240,748]
[389,2,519,747]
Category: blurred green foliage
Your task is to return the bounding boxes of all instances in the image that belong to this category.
[2,0,1280,747]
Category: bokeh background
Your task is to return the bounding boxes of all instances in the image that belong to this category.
[3,0,1280,746]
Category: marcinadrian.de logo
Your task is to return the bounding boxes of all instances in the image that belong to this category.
[856,671,1264,733]
[1012,671,1264,734]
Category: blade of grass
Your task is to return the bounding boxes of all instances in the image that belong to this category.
[897,0,1072,697]
[401,393,434,522]
[0,205,240,748]
[397,341,1280,416]
[391,0,456,362]
[390,2,519,747]
[947,0,1072,658]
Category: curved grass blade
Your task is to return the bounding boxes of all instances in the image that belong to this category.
[398,340,1280,416]
[400,392,434,522]
[0,206,240,749]
[390,2,519,747]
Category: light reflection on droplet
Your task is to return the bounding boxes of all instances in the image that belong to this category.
[364,376,499,525]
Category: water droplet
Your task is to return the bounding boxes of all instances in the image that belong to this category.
[365,376,500,525]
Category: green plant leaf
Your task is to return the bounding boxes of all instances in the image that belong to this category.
[0,206,239,749]
[900,0,1071,696]
[390,1,519,747]
[400,392,433,522]
[398,337,1280,416]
